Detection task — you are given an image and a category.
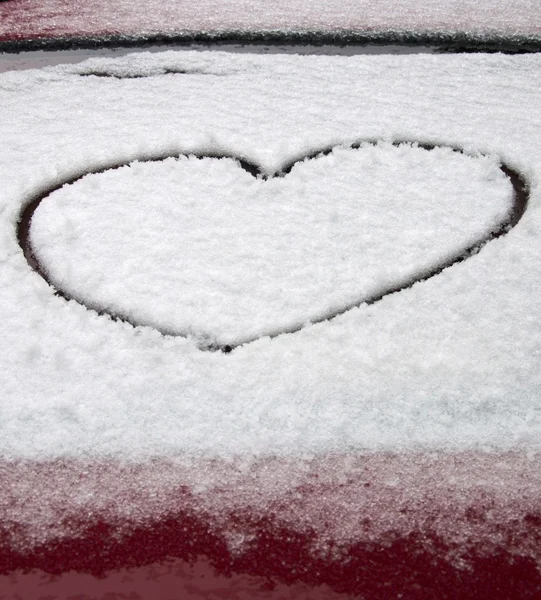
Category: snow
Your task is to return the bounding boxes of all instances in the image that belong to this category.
[29,145,513,347]
[0,49,540,459]
[0,44,437,75]
[3,452,541,560]
[1,48,541,559]
[0,0,540,43]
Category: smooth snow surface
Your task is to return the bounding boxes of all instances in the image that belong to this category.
[1,50,541,459]
[30,146,512,346]
[0,0,540,41]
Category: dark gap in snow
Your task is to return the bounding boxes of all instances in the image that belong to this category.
[1,31,540,55]
[78,69,228,79]
[18,142,529,353]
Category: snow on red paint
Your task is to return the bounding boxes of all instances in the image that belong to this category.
[0,0,540,43]
[1,453,541,598]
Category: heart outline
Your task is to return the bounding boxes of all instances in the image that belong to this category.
[18,140,529,353]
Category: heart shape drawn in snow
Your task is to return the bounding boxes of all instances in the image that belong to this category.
[22,141,527,351]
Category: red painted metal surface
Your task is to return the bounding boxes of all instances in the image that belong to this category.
[1,527,539,600]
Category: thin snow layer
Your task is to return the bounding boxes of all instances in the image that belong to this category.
[30,146,512,347]
[2,453,540,561]
[0,0,540,40]
[0,50,541,459]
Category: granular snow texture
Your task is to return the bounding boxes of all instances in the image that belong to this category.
[0,50,540,459]
[0,0,540,44]
[1,50,541,568]
[29,145,513,346]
